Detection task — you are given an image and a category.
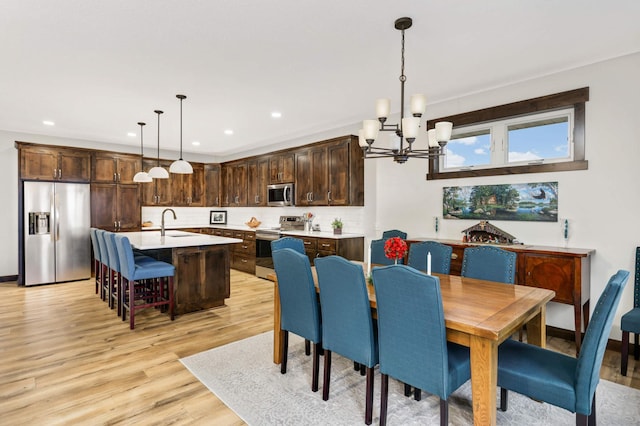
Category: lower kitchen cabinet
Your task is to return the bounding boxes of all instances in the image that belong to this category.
[230,230,256,273]
[297,235,364,265]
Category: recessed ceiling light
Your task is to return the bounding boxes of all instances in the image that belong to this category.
[224,129,234,135]
[271,111,282,118]
[127,132,136,137]
[192,141,200,146]
[43,120,55,126]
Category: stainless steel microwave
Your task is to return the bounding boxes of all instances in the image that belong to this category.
[267,183,294,206]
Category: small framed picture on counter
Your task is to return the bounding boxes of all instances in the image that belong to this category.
[210,210,227,225]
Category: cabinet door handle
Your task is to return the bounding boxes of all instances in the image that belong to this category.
[241,259,248,263]
[215,196,219,205]
[117,173,121,182]
[242,245,248,249]
[327,191,331,202]
[58,169,62,179]
[113,172,117,182]
[451,253,458,260]
[255,195,259,204]
[53,169,57,178]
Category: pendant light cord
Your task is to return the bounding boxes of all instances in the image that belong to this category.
[154,110,163,167]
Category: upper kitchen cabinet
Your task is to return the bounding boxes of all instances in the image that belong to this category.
[247,157,269,206]
[17,143,91,182]
[141,158,173,206]
[222,161,248,207]
[295,146,329,206]
[92,152,141,184]
[205,164,221,206]
[171,162,205,206]
[269,152,295,184]
[294,135,364,206]
[91,183,141,231]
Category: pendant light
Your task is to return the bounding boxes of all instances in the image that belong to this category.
[148,110,169,179]
[133,122,153,183]
[169,94,193,174]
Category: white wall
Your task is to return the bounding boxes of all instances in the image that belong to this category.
[374,52,640,337]
[3,52,639,340]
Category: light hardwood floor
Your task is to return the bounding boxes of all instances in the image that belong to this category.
[1,271,638,424]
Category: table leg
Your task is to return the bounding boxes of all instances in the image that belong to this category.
[525,307,547,348]
[273,282,283,364]
[470,335,497,426]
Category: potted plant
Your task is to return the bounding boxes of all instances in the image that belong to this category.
[331,218,343,235]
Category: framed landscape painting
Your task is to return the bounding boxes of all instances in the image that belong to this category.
[210,210,227,225]
[443,181,558,222]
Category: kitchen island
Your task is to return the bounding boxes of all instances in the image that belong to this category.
[120,230,242,315]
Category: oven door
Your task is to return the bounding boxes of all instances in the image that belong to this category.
[255,231,280,279]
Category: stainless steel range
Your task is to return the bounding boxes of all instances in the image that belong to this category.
[255,215,304,279]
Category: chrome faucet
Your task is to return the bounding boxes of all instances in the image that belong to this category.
[161,208,177,236]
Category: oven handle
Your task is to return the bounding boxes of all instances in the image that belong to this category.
[256,233,281,242]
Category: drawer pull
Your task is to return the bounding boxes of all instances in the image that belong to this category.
[451,253,458,260]
[321,243,331,247]
[304,241,311,245]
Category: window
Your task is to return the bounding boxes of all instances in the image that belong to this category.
[426,88,588,180]
[443,108,573,171]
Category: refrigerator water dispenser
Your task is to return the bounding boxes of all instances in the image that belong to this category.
[28,212,51,235]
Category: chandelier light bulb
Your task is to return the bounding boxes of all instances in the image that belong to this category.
[410,94,427,117]
[402,117,420,140]
[375,99,391,119]
[363,119,380,142]
[427,129,439,148]
[435,121,453,142]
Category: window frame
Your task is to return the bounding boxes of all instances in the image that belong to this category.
[426,87,588,180]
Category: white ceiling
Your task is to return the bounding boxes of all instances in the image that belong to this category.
[2,1,639,158]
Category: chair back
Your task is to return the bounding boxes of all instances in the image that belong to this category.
[315,256,378,367]
[371,238,398,265]
[96,230,110,268]
[104,232,121,273]
[89,228,102,263]
[271,237,305,254]
[272,248,321,343]
[372,264,452,399]
[382,229,407,240]
[114,234,136,281]
[407,241,452,274]
[574,269,629,413]
[461,246,516,283]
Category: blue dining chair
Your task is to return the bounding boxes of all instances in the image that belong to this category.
[272,248,322,392]
[371,239,399,266]
[407,241,453,274]
[104,231,122,313]
[498,269,630,425]
[89,228,103,296]
[461,245,516,284]
[315,255,378,425]
[95,229,112,302]
[372,265,471,426]
[271,236,305,254]
[382,229,407,240]
[115,234,175,330]
[621,247,640,375]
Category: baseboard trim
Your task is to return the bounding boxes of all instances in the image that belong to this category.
[0,275,18,283]
[546,325,624,353]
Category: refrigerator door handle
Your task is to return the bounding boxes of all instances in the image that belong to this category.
[54,195,60,241]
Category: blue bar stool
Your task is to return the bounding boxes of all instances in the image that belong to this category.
[95,229,112,302]
[115,234,175,330]
[89,228,103,296]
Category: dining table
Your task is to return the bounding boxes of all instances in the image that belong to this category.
[268,263,556,426]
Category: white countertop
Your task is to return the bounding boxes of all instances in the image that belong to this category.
[120,230,242,250]
[280,230,364,239]
[140,224,364,239]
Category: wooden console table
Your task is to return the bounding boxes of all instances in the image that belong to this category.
[407,238,594,353]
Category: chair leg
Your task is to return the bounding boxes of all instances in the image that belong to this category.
[354,361,360,371]
[635,333,639,360]
[280,330,288,374]
[360,364,366,376]
[414,388,421,401]
[588,394,596,426]
[129,279,135,330]
[312,342,320,392]
[500,388,508,411]
[305,339,311,356]
[365,366,374,425]
[322,350,332,401]
[440,398,449,426]
[622,330,629,376]
[168,276,174,321]
[404,383,412,397]
[380,374,389,426]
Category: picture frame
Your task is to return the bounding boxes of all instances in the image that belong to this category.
[210,210,227,225]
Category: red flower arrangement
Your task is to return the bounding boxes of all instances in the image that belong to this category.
[384,237,408,263]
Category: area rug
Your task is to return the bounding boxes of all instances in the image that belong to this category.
[180,332,640,425]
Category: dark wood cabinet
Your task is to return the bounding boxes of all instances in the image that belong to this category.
[222,161,248,206]
[295,146,329,205]
[172,245,231,314]
[171,162,204,206]
[92,152,141,184]
[327,141,350,205]
[294,234,364,265]
[269,153,295,183]
[90,183,140,231]
[247,158,269,206]
[205,164,221,206]
[19,144,91,182]
[141,159,173,205]
[230,230,256,273]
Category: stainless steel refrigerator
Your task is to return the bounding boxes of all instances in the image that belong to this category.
[23,181,91,286]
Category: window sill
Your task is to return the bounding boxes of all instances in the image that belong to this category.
[426,160,588,180]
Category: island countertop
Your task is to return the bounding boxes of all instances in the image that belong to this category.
[119,230,242,250]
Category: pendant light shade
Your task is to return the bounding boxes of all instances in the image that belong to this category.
[133,121,153,183]
[170,94,193,174]
[148,110,169,179]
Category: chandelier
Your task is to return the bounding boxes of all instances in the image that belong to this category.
[360,17,453,164]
